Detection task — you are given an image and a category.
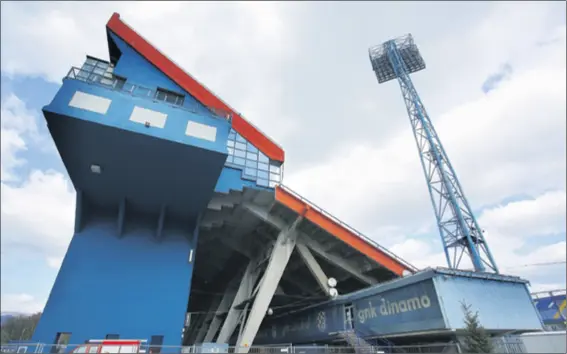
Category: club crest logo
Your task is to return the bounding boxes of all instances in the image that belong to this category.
[316,311,326,332]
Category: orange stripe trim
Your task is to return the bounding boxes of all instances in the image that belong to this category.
[275,186,409,276]
[106,13,285,162]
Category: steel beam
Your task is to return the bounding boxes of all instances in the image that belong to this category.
[203,288,236,342]
[215,253,265,343]
[296,243,331,296]
[242,202,378,285]
[193,295,222,344]
[300,236,377,285]
[234,216,302,351]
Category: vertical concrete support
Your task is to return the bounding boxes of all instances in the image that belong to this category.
[216,259,262,343]
[203,287,235,342]
[235,216,302,351]
[297,243,331,296]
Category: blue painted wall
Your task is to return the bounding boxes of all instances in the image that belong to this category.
[108,32,213,117]
[214,167,268,194]
[353,279,445,336]
[106,31,283,191]
[33,210,198,347]
[433,275,542,331]
[46,79,230,156]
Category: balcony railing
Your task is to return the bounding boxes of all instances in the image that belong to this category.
[65,67,231,121]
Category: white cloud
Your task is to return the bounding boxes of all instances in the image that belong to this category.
[480,191,566,241]
[0,293,45,314]
[1,169,75,267]
[0,92,75,269]
[0,94,39,182]
[529,283,566,293]
[46,256,64,270]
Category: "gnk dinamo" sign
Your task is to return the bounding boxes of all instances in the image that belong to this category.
[353,280,446,335]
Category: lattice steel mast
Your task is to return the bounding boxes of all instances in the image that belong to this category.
[369,34,499,273]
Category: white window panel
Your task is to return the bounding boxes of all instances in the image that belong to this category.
[185,121,217,142]
[69,91,112,115]
[129,106,168,128]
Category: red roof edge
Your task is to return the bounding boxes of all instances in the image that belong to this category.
[105,13,285,163]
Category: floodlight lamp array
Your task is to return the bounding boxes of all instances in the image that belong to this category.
[369,33,426,84]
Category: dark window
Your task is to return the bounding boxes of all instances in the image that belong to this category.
[156,90,167,101]
[149,335,164,354]
[155,88,184,106]
[51,332,71,354]
[114,77,126,90]
[105,334,120,339]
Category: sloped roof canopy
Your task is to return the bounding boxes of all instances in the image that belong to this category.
[105,12,285,163]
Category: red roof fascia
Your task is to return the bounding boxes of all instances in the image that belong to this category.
[106,13,285,163]
[275,186,413,277]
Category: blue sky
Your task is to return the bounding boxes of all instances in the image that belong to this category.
[1,1,566,313]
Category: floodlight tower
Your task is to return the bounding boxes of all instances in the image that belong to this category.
[369,34,499,273]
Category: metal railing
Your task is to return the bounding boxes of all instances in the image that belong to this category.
[65,67,230,122]
[531,289,566,299]
[491,336,527,354]
[277,184,418,273]
[0,342,463,354]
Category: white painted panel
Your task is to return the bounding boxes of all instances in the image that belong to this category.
[68,91,112,114]
[129,106,168,128]
[185,121,217,142]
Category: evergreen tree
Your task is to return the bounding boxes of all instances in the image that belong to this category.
[461,302,493,353]
[0,313,42,344]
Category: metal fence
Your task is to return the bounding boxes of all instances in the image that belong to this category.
[0,342,464,354]
[490,336,528,354]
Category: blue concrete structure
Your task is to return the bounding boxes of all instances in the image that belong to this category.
[32,14,284,349]
[31,13,416,352]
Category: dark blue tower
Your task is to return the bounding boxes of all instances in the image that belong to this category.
[369,34,499,273]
